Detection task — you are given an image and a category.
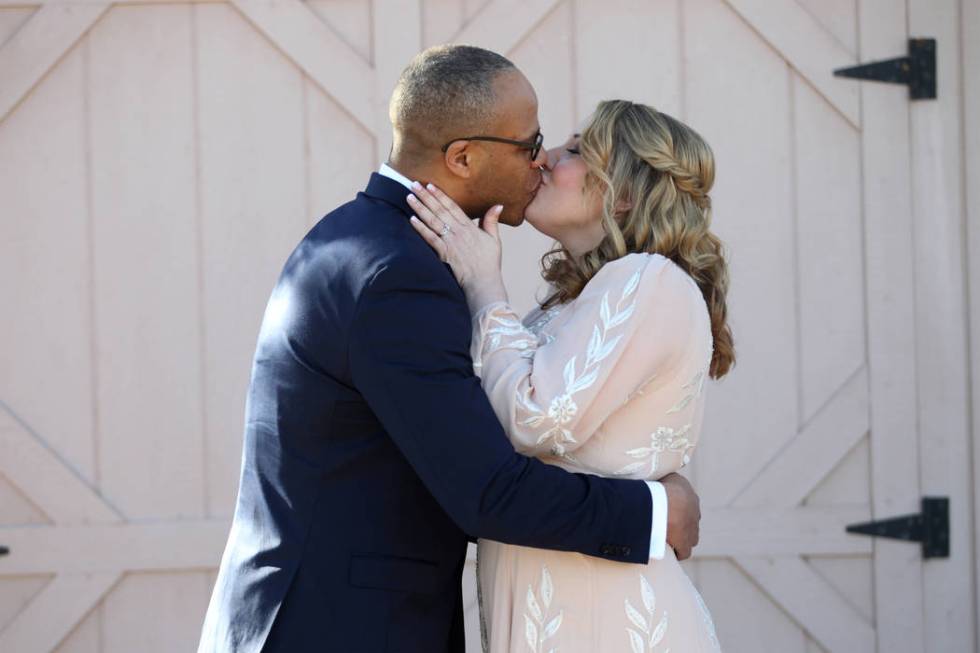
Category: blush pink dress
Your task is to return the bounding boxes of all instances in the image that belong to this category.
[472,253,722,653]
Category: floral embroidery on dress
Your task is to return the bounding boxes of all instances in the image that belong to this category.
[511,270,641,456]
[525,566,562,653]
[625,575,669,653]
[615,424,694,476]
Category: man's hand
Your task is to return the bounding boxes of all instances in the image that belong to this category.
[661,473,701,561]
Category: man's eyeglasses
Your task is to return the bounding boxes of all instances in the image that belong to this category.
[441,131,544,162]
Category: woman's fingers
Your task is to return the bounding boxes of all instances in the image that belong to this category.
[409,183,457,226]
[406,194,451,234]
[412,182,470,226]
[409,216,448,260]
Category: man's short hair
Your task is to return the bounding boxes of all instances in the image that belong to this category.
[389,45,516,153]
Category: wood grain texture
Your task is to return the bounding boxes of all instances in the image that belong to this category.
[964,0,980,640]
[0,5,108,123]
[722,0,859,126]
[907,0,976,649]
[0,573,119,653]
[856,0,924,649]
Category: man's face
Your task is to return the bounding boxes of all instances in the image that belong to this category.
[468,70,546,227]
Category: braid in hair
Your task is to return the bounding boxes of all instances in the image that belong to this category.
[541,100,735,378]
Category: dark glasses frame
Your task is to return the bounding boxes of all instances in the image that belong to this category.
[440,131,544,161]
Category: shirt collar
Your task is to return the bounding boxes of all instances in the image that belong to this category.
[378,162,414,190]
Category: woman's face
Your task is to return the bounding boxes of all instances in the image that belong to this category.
[524,134,605,256]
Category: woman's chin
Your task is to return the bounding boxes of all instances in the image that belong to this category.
[523,197,547,229]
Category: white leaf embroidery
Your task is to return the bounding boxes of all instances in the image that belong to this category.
[614,461,648,476]
[623,575,669,651]
[522,415,546,428]
[563,357,577,388]
[568,367,600,395]
[624,447,652,458]
[587,325,602,364]
[640,575,656,615]
[623,269,642,299]
[666,393,694,415]
[627,628,645,653]
[540,567,553,609]
[542,611,563,640]
[487,262,643,457]
[624,598,649,633]
[524,614,538,651]
[526,585,543,623]
[651,611,669,646]
[606,302,636,329]
[595,334,624,364]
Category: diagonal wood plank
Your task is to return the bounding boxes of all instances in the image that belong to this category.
[453,0,563,55]
[0,4,109,124]
[722,0,860,128]
[0,571,120,653]
[1,520,230,574]
[735,556,875,652]
[0,407,121,524]
[696,505,872,557]
[230,0,375,134]
[731,366,870,507]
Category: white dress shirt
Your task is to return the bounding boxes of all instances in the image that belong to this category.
[378,163,669,560]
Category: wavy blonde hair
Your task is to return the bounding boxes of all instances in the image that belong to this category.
[541,100,734,378]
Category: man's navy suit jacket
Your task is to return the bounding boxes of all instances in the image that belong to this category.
[197,174,653,653]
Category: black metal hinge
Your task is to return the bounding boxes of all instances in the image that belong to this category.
[0,545,8,557]
[834,38,937,100]
[846,496,949,559]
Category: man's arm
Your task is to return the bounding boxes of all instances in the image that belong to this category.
[349,259,697,563]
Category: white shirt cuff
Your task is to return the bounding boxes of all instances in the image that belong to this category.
[645,481,668,560]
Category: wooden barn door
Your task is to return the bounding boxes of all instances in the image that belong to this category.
[675,1,974,652]
[1,1,973,652]
[483,0,973,650]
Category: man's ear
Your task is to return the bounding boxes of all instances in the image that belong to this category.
[444,141,474,179]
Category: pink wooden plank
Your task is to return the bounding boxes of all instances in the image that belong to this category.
[907,0,976,648]
[0,5,108,123]
[195,3,309,518]
[0,30,97,485]
[857,0,923,649]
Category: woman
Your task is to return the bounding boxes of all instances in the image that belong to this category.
[408,100,733,652]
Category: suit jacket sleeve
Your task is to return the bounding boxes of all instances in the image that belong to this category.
[348,256,653,563]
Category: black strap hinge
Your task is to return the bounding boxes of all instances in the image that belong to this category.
[834,38,936,99]
[0,546,8,557]
[846,496,949,559]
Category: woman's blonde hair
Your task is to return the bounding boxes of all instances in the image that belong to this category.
[541,100,734,378]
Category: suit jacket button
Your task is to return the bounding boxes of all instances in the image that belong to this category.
[600,544,613,555]
[622,546,631,557]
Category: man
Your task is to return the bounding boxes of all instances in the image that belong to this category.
[198,45,701,653]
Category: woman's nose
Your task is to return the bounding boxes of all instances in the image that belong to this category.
[545,145,561,170]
